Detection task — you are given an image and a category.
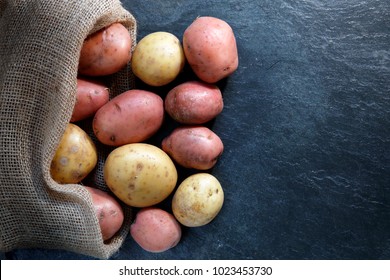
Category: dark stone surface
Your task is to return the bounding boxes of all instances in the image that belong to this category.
[3,0,390,260]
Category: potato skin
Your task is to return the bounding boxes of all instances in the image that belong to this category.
[70,78,109,122]
[93,89,164,146]
[164,81,223,124]
[183,16,238,83]
[162,126,224,170]
[50,123,97,184]
[78,23,132,76]
[172,173,224,227]
[104,143,178,207]
[84,186,124,241]
[130,207,181,253]
[131,31,185,86]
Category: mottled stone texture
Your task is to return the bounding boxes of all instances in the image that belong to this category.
[4,0,389,260]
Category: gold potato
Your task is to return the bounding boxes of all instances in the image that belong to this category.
[172,173,224,227]
[50,123,97,184]
[104,143,178,207]
[131,31,185,86]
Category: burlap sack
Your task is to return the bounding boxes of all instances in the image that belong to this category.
[0,0,137,259]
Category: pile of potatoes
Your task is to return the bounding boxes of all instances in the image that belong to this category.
[50,16,238,253]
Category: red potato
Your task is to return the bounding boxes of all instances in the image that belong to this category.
[93,89,164,146]
[183,16,239,83]
[130,207,181,253]
[78,23,132,76]
[85,186,124,241]
[162,126,224,170]
[164,80,223,124]
[70,78,109,122]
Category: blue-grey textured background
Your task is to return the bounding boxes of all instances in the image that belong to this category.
[2,0,389,260]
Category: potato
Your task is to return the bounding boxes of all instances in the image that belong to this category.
[50,123,97,184]
[183,16,238,83]
[78,23,132,76]
[164,81,223,124]
[172,173,224,227]
[84,186,124,241]
[104,143,178,207]
[131,31,185,86]
[93,89,164,146]
[162,126,224,170]
[130,207,181,253]
[70,78,109,122]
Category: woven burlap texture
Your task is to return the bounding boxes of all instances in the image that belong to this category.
[0,0,137,259]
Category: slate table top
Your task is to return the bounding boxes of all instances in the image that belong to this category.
[4,0,390,260]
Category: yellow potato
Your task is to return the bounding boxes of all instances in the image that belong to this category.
[104,143,178,207]
[50,123,97,184]
[172,173,224,227]
[131,31,185,86]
